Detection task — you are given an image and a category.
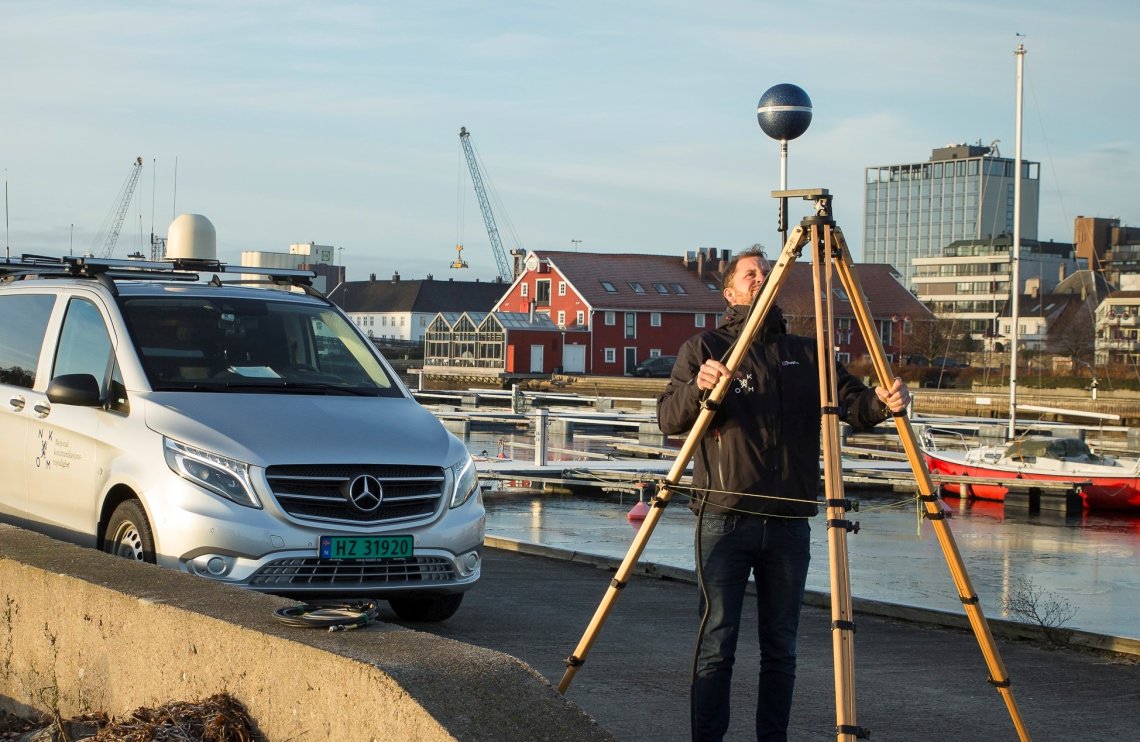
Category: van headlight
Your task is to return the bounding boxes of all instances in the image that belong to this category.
[448,453,479,509]
[163,438,261,509]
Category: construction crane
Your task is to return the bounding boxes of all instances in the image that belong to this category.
[97,156,144,258]
[458,127,521,282]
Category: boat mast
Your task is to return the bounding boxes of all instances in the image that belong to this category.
[1008,42,1026,440]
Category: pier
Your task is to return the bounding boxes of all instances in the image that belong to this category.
[417,388,1099,516]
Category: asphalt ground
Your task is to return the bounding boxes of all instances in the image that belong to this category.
[383,544,1139,742]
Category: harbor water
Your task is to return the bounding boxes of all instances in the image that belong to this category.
[469,430,1140,643]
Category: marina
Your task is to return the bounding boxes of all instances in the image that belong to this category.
[428,401,1140,645]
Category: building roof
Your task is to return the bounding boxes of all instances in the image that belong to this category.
[495,311,558,331]
[774,263,933,319]
[428,310,583,334]
[328,276,507,314]
[529,250,927,319]
[997,294,1079,322]
[532,250,727,312]
[1054,269,1113,299]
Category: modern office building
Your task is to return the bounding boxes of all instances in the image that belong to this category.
[864,143,1040,288]
[912,236,1077,343]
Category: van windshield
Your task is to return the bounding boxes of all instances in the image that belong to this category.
[120,295,402,396]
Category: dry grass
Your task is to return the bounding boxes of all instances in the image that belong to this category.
[1,693,256,742]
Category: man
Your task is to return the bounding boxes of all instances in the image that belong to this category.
[657,246,909,742]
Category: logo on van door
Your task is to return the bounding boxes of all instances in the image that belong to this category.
[347,475,384,513]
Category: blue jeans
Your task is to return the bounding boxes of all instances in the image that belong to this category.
[691,512,811,742]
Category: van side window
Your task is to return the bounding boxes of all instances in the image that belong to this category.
[0,294,55,389]
[54,298,118,408]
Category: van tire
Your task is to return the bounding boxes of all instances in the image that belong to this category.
[388,593,463,622]
[104,500,156,564]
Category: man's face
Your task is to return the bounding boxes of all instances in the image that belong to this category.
[723,255,770,306]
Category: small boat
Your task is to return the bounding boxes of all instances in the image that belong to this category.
[919,46,1140,515]
[923,436,1140,512]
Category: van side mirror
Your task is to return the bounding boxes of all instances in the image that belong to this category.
[46,374,102,406]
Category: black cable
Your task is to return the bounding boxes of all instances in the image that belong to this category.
[688,278,768,733]
[273,599,381,631]
[691,288,758,685]
[690,495,712,669]
[690,491,710,741]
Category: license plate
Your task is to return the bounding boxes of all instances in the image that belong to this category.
[319,535,413,561]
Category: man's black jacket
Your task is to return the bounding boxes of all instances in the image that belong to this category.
[657,304,888,517]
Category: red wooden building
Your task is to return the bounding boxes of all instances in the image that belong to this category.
[424,248,932,378]
[493,249,730,375]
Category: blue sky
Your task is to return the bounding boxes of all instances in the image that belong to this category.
[4,1,1137,283]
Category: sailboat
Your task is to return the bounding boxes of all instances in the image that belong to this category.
[921,43,1140,513]
[923,434,1140,512]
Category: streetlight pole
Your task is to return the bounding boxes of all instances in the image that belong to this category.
[892,315,900,367]
[891,314,909,368]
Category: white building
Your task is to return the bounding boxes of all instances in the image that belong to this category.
[912,236,1077,342]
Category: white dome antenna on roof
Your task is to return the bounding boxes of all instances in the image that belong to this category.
[165,214,217,262]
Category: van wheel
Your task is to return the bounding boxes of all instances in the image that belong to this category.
[388,594,463,622]
[104,500,156,564]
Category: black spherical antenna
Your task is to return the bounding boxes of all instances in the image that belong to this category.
[756,84,812,142]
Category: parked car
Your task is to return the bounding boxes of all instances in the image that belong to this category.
[631,355,677,378]
[923,357,970,388]
[0,216,484,621]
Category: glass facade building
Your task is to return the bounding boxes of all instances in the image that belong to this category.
[863,143,1040,289]
[912,237,1077,341]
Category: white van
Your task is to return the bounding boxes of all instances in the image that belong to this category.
[0,215,484,621]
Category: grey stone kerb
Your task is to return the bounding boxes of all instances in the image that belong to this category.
[0,524,615,741]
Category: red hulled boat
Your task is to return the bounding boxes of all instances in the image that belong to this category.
[923,436,1140,513]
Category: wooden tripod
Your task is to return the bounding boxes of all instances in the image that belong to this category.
[557,189,1030,742]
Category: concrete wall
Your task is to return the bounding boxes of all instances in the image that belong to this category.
[0,525,614,741]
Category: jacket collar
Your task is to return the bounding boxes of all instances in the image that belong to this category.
[719,303,786,341]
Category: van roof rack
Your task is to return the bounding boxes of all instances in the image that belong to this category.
[1,254,316,291]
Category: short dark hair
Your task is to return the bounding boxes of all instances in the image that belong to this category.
[721,245,768,301]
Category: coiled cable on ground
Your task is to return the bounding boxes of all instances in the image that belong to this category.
[273,599,381,631]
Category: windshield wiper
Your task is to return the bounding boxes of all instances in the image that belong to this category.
[170,380,380,396]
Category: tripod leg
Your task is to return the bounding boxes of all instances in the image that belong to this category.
[808,222,865,742]
[829,226,1032,742]
[556,225,809,695]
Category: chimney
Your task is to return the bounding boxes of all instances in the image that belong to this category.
[369,273,376,282]
[529,300,536,324]
[719,248,730,273]
[696,250,705,279]
[391,271,400,283]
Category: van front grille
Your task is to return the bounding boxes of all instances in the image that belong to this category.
[248,556,456,587]
[264,464,445,525]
